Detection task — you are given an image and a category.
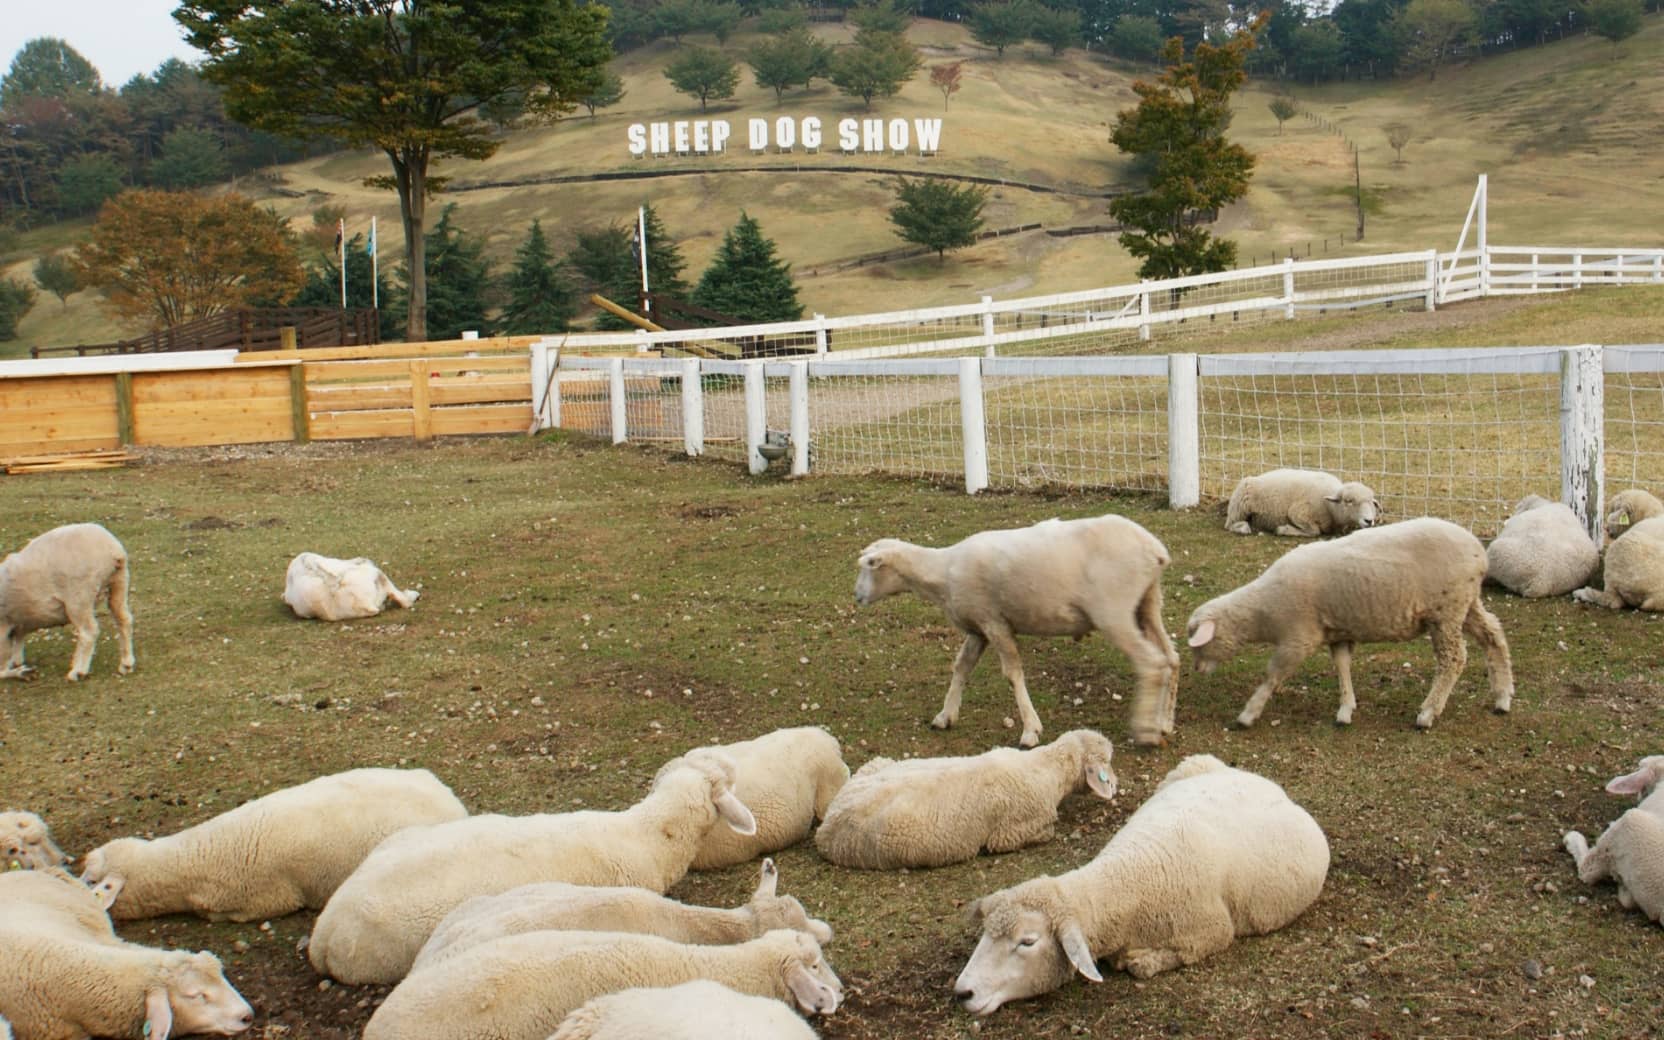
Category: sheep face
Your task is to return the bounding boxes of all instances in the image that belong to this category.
[153,951,254,1039]
[778,932,843,1015]
[79,841,135,911]
[956,893,1099,1016]
[0,812,66,870]
[1606,756,1664,802]
[1324,482,1380,531]
[853,540,910,605]
[751,858,834,944]
[1184,607,1237,674]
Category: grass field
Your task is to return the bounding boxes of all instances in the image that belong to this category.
[2,433,1663,1038]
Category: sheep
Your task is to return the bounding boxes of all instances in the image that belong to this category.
[1186,517,1514,730]
[952,754,1328,1015]
[550,980,818,1040]
[814,729,1118,870]
[0,522,133,682]
[0,869,254,1040]
[1563,756,1664,924]
[1224,468,1380,538]
[1484,495,1601,598]
[854,513,1180,749]
[659,728,849,870]
[1601,488,1664,542]
[363,929,839,1040]
[1,810,67,871]
[412,858,832,972]
[309,750,757,984]
[80,767,467,922]
[282,551,419,621]
[1574,491,1664,611]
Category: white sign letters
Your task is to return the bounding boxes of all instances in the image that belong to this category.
[626,115,943,157]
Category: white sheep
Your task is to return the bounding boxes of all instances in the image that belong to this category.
[814,729,1118,870]
[1563,756,1664,924]
[1574,490,1664,611]
[0,869,254,1040]
[309,750,757,984]
[80,767,467,922]
[854,514,1180,749]
[0,522,133,681]
[1224,468,1380,537]
[364,929,840,1040]
[1484,495,1600,598]
[1187,517,1515,730]
[550,980,818,1040]
[1,810,68,870]
[282,551,419,621]
[412,858,832,971]
[1601,488,1664,542]
[953,754,1328,1015]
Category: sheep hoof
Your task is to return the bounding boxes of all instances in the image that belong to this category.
[1234,713,1258,729]
[1226,522,1252,536]
[118,662,135,676]
[930,713,955,731]
[1334,710,1353,726]
[1018,731,1041,748]
[1414,711,1436,729]
[1131,728,1164,748]
[65,671,85,683]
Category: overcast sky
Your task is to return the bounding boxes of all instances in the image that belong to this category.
[1,0,204,89]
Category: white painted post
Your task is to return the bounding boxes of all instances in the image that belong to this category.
[981,296,996,358]
[1423,254,1437,312]
[608,357,627,445]
[1560,345,1604,545]
[1652,254,1662,283]
[1476,173,1488,297]
[744,362,767,475]
[1531,253,1539,293]
[529,340,551,431]
[1283,258,1296,319]
[1138,280,1151,341]
[958,356,989,495]
[813,313,828,355]
[1167,353,1200,509]
[789,362,810,476]
[681,358,703,457]
[1573,253,1584,289]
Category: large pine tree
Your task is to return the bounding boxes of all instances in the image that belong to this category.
[499,220,576,334]
[567,204,689,329]
[389,204,493,340]
[692,212,803,324]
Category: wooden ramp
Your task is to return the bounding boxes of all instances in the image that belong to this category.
[4,449,136,475]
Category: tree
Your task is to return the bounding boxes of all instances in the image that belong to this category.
[289,232,398,338]
[566,204,688,328]
[848,0,913,34]
[1588,0,1644,50]
[970,1,1036,57]
[758,6,809,32]
[1289,18,1344,81]
[749,29,831,103]
[73,190,305,327]
[1029,6,1082,56]
[665,47,740,111]
[700,1,746,43]
[1384,122,1412,162]
[32,252,80,308]
[691,213,803,323]
[176,0,610,342]
[1392,0,1476,80]
[1109,15,1165,63]
[930,61,964,110]
[499,220,577,334]
[888,176,989,261]
[0,38,101,110]
[1268,95,1299,134]
[388,204,493,340]
[0,279,37,341]
[830,30,923,109]
[580,70,627,118]
[150,127,229,189]
[639,203,690,300]
[54,155,125,217]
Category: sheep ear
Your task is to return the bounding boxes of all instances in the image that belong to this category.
[1084,763,1118,801]
[756,858,779,898]
[92,874,124,910]
[1607,767,1653,795]
[1325,493,1342,503]
[964,897,988,926]
[784,962,832,1013]
[1188,620,1215,648]
[1057,920,1103,983]
[714,790,757,836]
[145,987,173,1040]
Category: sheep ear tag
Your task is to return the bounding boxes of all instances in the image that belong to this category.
[1085,765,1117,801]
[1188,620,1215,648]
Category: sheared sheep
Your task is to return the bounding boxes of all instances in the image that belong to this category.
[1187,517,1514,729]
[0,522,133,681]
[1485,494,1600,598]
[1601,489,1664,542]
[364,929,839,1040]
[1574,491,1664,610]
[814,729,1118,870]
[282,552,419,621]
[1563,756,1664,924]
[81,767,467,922]
[1224,468,1380,538]
[1,810,67,871]
[953,754,1328,1015]
[550,980,819,1040]
[310,750,756,984]
[854,514,1180,749]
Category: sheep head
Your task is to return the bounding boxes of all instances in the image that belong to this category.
[1605,489,1664,541]
[1324,482,1380,531]
[748,858,834,944]
[1605,756,1664,802]
[660,751,756,836]
[1184,601,1240,673]
[79,840,138,912]
[1054,731,1117,801]
[150,951,253,1039]
[956,882,1098,1017]
[771,930,842,1015]
[854,539,912,605]
[0,811,67,871]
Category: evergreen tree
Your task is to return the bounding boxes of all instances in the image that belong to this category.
[388,204,494,340]
[0,38,102,110]
[56,155,124,216]
[580,70,626,118]
[692,212,803,323]
[888,176,989,261]
[640,203,690,301]
[1109,15,1165,64]
[290,232,398,337]
[567,224,637,329]
[150,127,229,189]
[499,220,577,334]
[664,47,740,110]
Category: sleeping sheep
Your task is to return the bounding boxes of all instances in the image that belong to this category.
[854,514,1180,749]
[1,810,68,871]
[1187,517,1514,730]
[0,522,134,681]
[550,980,818,1040]
[814,729,1118,870]
[953,754,1328,1015]
[1563,756,1664,924]
[282,551,419,621]
[309,750,756,984]
[1574,490,1664,611]
[1225,468,1379,538]
[81,767,467,922]
[1484,495,1600,598]
[1601,488,1664,542]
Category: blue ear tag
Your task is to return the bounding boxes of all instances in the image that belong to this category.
[143,1022,153,1038]
[1097,769,1110,783]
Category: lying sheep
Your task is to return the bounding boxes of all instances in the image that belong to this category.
[0,522,134,681]
[282,552,419,621]
[0,869,254,1040]
[310,751,756,984]
[1187,517,1514,730]
[1602,488,1664,542]
[364,929,839,1040]
[81,767,467,922]
[1224,468,1380,538]
[855,514,1180,749]
[1574,491,1664,611]
[1,810,67,870]
[412,858,832,971]
[1563,756,1664,924]
[1485,495,1600,598]
[551,980,818,1040]
[953,754,1328,1015]
[814,729,1118,870]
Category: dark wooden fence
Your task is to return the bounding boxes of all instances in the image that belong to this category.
[31,308,380,358]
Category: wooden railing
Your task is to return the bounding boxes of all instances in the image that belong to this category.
[29,308,380,358]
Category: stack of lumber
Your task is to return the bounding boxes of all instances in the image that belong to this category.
[3,449,135,475]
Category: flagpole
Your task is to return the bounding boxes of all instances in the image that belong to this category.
[637,205,650,316]
[337,217,347,309]
[369,216,378,311]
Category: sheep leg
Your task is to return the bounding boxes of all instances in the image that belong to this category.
[933,632,987,732]
[1134,580,1182,736]
[108,562,135,675]
[1273,520,1321,537]
[1563,829,1612,884]
[986,815,1054,854]
[1118,912,1235,979]
[1331,642,1357,725]
[1236,638,1317,727]
[1098,605,1173,747]
[1414,622,1468,729]
[984,627,1042,747]
[1462,601,1513,713]
[1573,585,1626,609]
[64,600,100,681]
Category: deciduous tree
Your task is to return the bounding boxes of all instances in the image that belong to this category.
[970,1,1035,57]
[1392,0,1476,80]
[692,212,803,322]
[499,220,577,334]
[150,127,228,189]
[665,47,740,110]
[848,0,913,34]
[1109,15,1165,64]
[580,70,626,118]
[1029,6,1082,56]
[32,252,80,308]
[0,279,37,341]
[749,29,831,103]
[1588,0,1643,51]
[1385,121,1411,162]
[55,154,124,216]
[1268,95,1298,134]
[888,176,989,261]
[930,61,964,110]
[830,30,923,109]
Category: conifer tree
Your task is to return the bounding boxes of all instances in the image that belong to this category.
[499,220,576,334]
[692,212,803,323]
[388,204,493,339]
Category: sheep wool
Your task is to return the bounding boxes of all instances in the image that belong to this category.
[1224,468,1380,538]
[550,980,818,1040]
[1575,513,1664,612]
[1485,495,1600,598]
[0,810,68,871]
[1564,756,1664,924]
[0,522,133,682]
[282,552,419,621]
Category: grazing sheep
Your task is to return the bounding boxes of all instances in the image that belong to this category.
[1563,756,1664,924]
[1,810,67,871]
[412,858,832,971]
[854,514,1180,749]
[1224,468,1380,538]
[1574,493,1664,610]
[0,522,133,682]
[282,552,419,621]
[0,869,254,1040]
[80,767,467,922]
[814,729,1118,870]
[550,980,818,1040]
[1485,495,1600,598]
[1187,517,1514,730]
[364,929,839,1040]
[310,751,756,984]
[1602,489,1664,542]
[953,754,1328,1015]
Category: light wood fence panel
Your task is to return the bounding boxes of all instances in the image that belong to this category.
[130,367,296,447]
[0,375,121,458]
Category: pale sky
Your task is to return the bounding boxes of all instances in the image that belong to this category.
[0,0,205,89]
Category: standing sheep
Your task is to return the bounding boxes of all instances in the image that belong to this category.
[1574,492,1664,610]
[1224,468,1380,537]
[953,755,1328,1015]
[854,514,1180,749]
[550,980,819,1040]
[0,522,133,682]
[80,767,467,922]
[1187,517,1514,730]
[1,810,67,871]
[283,552,419,621]
[1563,756,1664,924]
[814,729,1118,870]
[1484,495,1600,598]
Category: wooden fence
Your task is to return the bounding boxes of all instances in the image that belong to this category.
[30,307,381,358]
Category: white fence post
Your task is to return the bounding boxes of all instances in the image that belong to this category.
[981,295,996,358]
[1560,345,1604,545]
[1531,253,1539,292]
[1139,280,1152,341]
[1653,254,1662,283]
[958,357,989,495]
[744,363,767,475]
[681,358,703,457]
[529,340,552,431]
[1283,258,1296,319]
[813,313,828,355]
[608,357,627,445]
[1480,245,1492,297]
[1167,353,1200,509]
[1573,253,1584,290]
[1423,254,1437,312]
[789,361,809,477]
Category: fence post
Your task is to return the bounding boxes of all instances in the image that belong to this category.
[287,365,309,444]
[1531,253,1540,293]
[1424,253,1437,311]
[1167,353,1200,509]
[813,313,828,355]
[789,361,810,477]
[608,357,627,445]
[958,357,989,495]
[529,340,551,432]
[1560,345,1604,545]
[745,362,767,475]
[1653,254,1662,283]
[410,360,434,442]
[981,295,996,358]
[114,373,135,445]
[1139,280,1151,341]
[1573,253,1584,290]
[681,358,703,457]
[1283,258,1296,319]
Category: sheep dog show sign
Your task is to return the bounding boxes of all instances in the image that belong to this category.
[627,115,943,157]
